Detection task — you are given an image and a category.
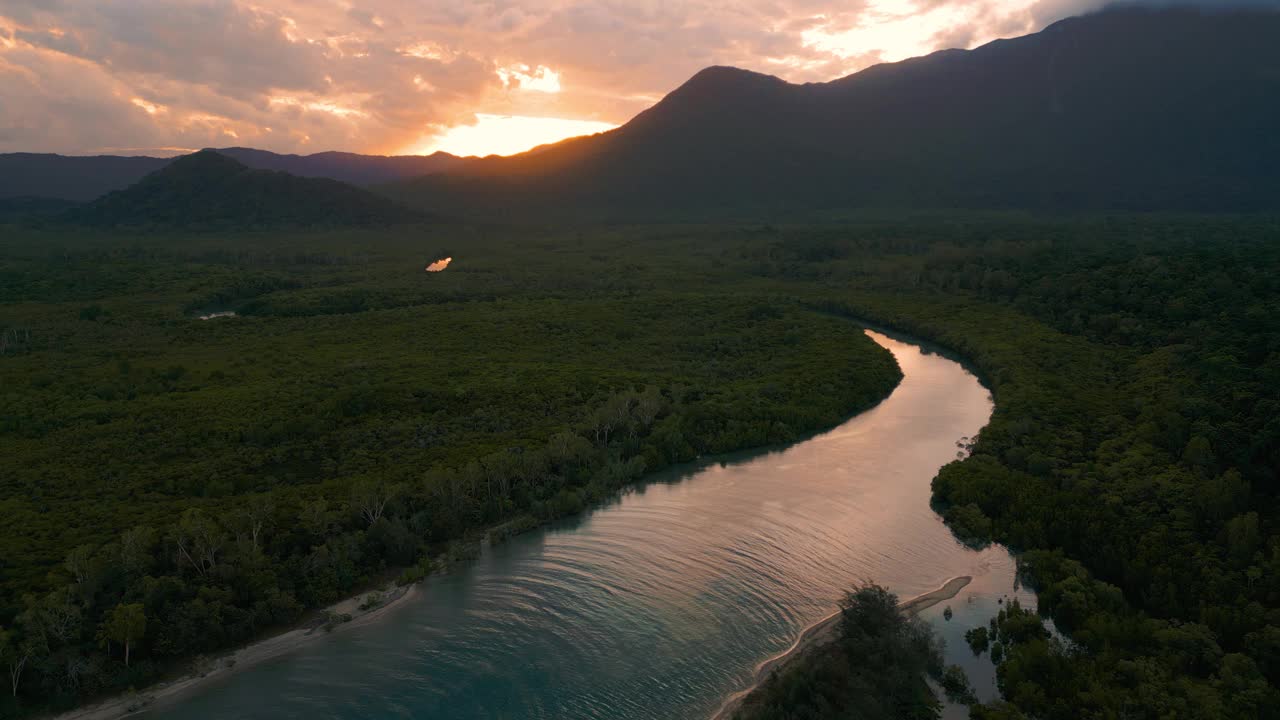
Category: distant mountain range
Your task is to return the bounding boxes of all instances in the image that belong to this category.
[68,151,421,229]
[0,148,460,202]
[386,5,1280,215]
[0,154,171,203]
[215,148,462,187]
[5,5,1279,216]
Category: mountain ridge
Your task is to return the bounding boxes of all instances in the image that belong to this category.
[68,150,422,229]
[0,148,463,202]
[7,5,1280,214]
[384,5,1280,216]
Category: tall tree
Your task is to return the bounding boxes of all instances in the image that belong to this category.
[0,628,30,698]
[174,509,223,578]
[102,604,146,667]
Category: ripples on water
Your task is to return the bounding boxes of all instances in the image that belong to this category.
[149,330,1027,720]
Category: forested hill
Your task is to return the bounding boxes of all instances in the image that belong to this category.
[385,5,1280,216]
[67,151,423,230]
[214,148,461,187]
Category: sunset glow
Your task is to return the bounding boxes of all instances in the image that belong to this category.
[0,0,1107,157]
[409,114,618,158]
[802,0,1043,64]
[496,65,562,93]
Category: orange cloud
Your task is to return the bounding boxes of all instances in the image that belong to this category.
[1,0,1097,156]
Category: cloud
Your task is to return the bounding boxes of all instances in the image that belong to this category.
[5,0,1273,156]
[1029,0,1280,25]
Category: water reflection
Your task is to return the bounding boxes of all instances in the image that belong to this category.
[147,330,1021,720]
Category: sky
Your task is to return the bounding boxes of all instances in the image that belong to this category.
[0,1,1211,157]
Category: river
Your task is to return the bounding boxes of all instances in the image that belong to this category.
[145,329,1031,719]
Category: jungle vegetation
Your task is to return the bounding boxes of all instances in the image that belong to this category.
[2,213,1279,718]
[753,215,1280,719]
[0,220,902,715]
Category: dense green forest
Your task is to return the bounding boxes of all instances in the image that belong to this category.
[2,214,1279,718]
[0,222,902,716]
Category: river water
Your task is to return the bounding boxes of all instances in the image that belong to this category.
[147,329,1030,720]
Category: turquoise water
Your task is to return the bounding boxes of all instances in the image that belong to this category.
[146,330,1024,719]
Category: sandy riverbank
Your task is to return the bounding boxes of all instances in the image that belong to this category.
[710,576,973,720]
[48,582,420,720]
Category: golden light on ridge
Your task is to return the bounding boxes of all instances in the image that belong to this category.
[407,114,618,158]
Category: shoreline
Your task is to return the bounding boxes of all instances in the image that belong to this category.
[30,323,908,720]
[710,575,973,720]
[47,581,420,720]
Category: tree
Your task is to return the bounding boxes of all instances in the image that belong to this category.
[546,430,590,469]
[350,480,395,527]
[63,544,96,585]
[1226,512,1261,563]
[239,496,274,552]
[64,544,103,603]
[21,589,83,649]
[1182,435,1214,470]
[300,498,331,539]
[102,604,146,667]
[0,628,30,697]
[119,525,157,576]
[174,509,224,577]
[589,393,633,446]
[635,385,665,429]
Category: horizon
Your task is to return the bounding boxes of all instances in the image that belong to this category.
[0,0,1190,159]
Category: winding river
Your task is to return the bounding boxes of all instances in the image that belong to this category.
[146,329,1031,720]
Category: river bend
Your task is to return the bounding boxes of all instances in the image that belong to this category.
[148,329,1026,720]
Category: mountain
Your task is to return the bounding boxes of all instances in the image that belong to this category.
[215,147,462,186]
[68,150,422,229]
[0,154,170,203]
[0,148,463,202]
[386,6,1280,216]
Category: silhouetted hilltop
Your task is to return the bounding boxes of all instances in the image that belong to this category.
[215,147,462,186]
[387,5,1280,216]
[69,151,422,229]
[0,148,464,202]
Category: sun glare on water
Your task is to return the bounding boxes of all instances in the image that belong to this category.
[406,114,618,157]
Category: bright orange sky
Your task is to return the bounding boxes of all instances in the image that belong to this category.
[0,0,1109,158]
